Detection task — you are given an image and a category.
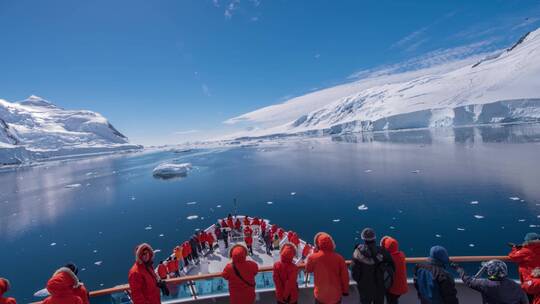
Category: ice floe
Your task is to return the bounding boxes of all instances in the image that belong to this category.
[469,244,475,247]
[519,219,526,222]
[94,261,103,266]
[509,197,521,201]
[474,215,485,219]
[216,205,222,208]
[152,162,192,179]
[364,169,372,173]
[411,170,421,174]
[64,183,82,189]
[145,226,152,230]
[470,201,479,205]
[159,234,165,237]
[332,219,341,223]
[457,227,466,231]
[357,204,369,211]
[187,215,199,220]
[290,192,296,196]
[435,234,442,238]
[50,242,57,246]
[186,201,197,205]
[266,201,273,205]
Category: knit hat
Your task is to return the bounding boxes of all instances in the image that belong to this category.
[361,227,376,242]
[484,260,508,280]
[524,232,540,242]
[429,245,450,266]
[64,262,79,275]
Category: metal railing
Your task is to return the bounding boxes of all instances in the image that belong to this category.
[30,255,510,304]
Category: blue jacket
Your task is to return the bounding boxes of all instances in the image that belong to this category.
[414,246,459,304]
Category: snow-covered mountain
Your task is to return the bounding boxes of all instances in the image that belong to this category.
[0,96,141,165]
[226,28,540,139]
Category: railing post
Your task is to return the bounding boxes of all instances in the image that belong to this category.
[188,280,198,300]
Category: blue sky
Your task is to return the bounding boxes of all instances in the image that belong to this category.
[1,0,539,145]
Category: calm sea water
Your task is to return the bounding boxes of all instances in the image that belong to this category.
[2,124,540,301]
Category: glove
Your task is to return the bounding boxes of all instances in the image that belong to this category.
[157,280,170,296]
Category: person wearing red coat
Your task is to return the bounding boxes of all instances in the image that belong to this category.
[273,243,299,304]
[43,267,83,304]
[227,218,234,230]
[222,244,259,304]
[234,218,242,231]
[0,278,16,304]
[510,236,540,282]
[381,236,408,303]
[157,261,168,280]
[302,243,313,260]
[306,232,349,304]
[128,243,162,304]
[182,242,191,265]
[167,257,180,277]
[523,268,540,304]
[243,216,251,227]
[251,217,261,226]
[271,224,278,234]
[244,226,254,255]
[221,219,228,228]
[207,232,216,253]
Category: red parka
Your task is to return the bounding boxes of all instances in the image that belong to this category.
[522,274,540,304]
[222,244,259,304]
[43,267,83,304]
[221,219,229,228]
[302,244,313,258]
[157,263,168,280]
[278,229,285,240]
[261,221,267,232]
[243,217,251,226]
[234,219,242,230]
[167,259,179,274]
[0,278,16,304]
[128,243,161,304]
[306,232,349,304]
[252,218,261,226]
[381,236,408,295]
[273,244,299,303]
[227,218,234,229]
[244,226,253,245]
[509,240,540,282]
[207,232,215,246]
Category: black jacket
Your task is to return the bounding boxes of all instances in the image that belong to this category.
[459,270,528,304]
[351,243,395,296]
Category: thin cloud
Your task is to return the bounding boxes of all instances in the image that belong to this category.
[174,130,200,135]
[224,0,240,19]
[212,0,220,7]
[392,26,429,50]
[250,16,259,22]
[202,84,211,96]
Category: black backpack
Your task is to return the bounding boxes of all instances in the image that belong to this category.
[377,259,395,291]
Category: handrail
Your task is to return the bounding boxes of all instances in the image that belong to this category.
[82,255,509,298]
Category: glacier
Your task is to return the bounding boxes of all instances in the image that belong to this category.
[226,28,540,139]
[0,95,141,165]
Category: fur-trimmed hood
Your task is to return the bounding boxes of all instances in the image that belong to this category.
[314,232,336,252]
[0,278,10,296]
[135,243,154,264]
[229,243,249,263]
[280,243,297,263]
[46,267,80,296]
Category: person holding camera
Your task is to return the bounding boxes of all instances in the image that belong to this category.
[128,243,168,304]
[452,259,528,303]
[509,232,540,301]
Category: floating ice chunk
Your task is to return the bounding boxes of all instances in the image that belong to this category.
[290,192,296,196]
[470,201,479,205]
[64,183,82,189]
[85,172,94,176]
[357,204,369,211]
[93,249,98,253]
[519,219,526,222]
[389,226,395,230]
[509,197,520,201]
[159,234,165,237]
[187,215,199,220]
[435,234,442,238]
[332,219,341,223]
[186,201,197,205]
[364,169,372,173]
[130,196,136,201]
[266,201,273,205]
[530,224,538,228]
[94,261,103,266]
[50,242,57,246]
[216,205,222,208]
[469,244,475,247]
[152,162,192,178]
[154,249,161,253]
[457,227,466,231]
[145,226,152,230]
[521,199,526,202]
[474,215,485,219]
[411,170,421,174]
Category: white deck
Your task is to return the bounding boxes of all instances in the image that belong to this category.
[179,216,308,276]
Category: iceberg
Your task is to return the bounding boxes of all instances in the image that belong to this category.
[152,162,192,179]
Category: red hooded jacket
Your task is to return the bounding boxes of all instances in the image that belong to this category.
[381,236,408,295]
[252,218,261,226]
[43,267,83,304]
[243,217,251,226]
[0,278,16,304]
[128,243,161,304]
[273,244,299,303]
[302,244,313,258]
[306,232,349,304]
[522,274,540,304]
[207,232,215,246]
[167,258,179,273]
[244,226,253,245]
[157,263,168,280]
[509,240,540,282]
[235,219,242,230]
[222,244,259,304]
